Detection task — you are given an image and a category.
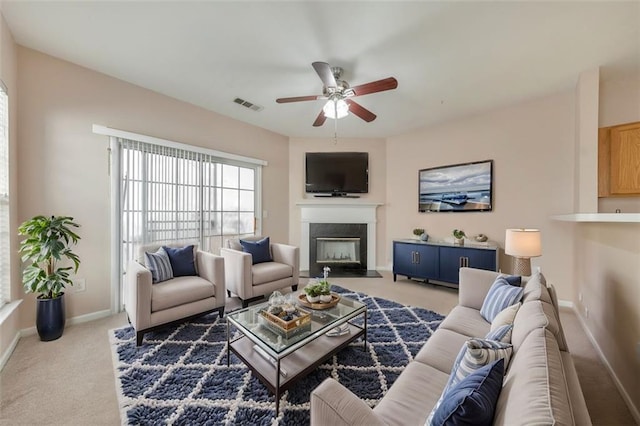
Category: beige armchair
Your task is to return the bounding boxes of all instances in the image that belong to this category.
[125,242,226,346]
[220,236,299,308]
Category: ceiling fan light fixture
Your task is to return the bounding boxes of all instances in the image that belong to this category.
[323,99,349,119]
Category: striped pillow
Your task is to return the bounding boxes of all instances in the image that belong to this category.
[451,338,513,389]
[485,324,513,343]
[144,247,174,283]
[426,338,512,425]
[480,277,524,322]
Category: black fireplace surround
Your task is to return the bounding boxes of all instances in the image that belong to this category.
[309,223,367,277]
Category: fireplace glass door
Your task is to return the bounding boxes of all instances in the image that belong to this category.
[316,238,361,265]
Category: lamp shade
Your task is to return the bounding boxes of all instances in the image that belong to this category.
[505,229,541,258]
[323,99,349,119]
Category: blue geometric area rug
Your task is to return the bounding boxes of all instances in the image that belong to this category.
[109,286,444,425]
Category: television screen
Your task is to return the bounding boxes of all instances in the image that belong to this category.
[305,152,369,194]
[419,160,493,212]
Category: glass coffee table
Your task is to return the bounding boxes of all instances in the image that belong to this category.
[226,293,367,413]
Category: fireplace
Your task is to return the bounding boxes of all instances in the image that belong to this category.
[309,223,367,277]
[297,200,382,278]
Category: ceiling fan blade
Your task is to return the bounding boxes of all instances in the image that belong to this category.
[312,61,337,88]
[312,110,327,127]
[350,77,398,97]
[345,99,377,122]
[276,95,321,104]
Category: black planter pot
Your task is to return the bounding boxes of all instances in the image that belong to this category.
[36,293,66,341]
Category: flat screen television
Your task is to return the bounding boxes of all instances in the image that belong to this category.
[419,160,493,212]
[305,152,369,195]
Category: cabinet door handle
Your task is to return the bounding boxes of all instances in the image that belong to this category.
[416,251,420,264]
[411,251,415,264]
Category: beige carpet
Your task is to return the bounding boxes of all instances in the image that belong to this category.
[0,272,636,425]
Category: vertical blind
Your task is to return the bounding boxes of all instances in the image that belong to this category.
[0,82,9,306]
[119,138,259,271]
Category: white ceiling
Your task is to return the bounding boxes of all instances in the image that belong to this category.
[2,1,639,138]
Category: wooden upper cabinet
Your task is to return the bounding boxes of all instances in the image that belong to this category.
[599,121,640,197]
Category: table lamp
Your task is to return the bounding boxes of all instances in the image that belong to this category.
[505,229,541,276]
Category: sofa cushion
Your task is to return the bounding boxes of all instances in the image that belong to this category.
[494,328,575,425]
[414,328,470,373]
[241,236,272,264]
[438,306,491,338]
[144,247,174,284]
[480,277,524,322]
[251,261,293,285]
[373,361,449,426]
[429,358,504,426]
[522,271,553,305]
[163,245,197,277]
[512,300,566,352]
[151,275,215,312]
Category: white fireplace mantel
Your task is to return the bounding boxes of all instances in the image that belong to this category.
[296,200,383,271]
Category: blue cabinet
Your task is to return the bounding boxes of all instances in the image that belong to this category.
[393,240,497,287]
[393,242,439,281]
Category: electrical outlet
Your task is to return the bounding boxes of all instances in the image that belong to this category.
[72,278,86,293]
[579,292,583,302]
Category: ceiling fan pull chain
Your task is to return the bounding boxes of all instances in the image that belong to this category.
[334,103,338,144]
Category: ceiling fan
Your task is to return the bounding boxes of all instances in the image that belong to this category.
[276,62,398,127]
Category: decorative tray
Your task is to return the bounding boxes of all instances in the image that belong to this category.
[297,293,341,310]
[258,307,311,339]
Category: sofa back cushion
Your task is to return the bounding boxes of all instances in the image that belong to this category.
[512,300,567,352]
[522,271,553,305]
[494,328,575,425]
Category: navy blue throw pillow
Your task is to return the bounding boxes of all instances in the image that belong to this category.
[240,237,272,264]
[163,245,197,277]
[431,358,504,426]
[503,275,522,286]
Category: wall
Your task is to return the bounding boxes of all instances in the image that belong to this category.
[0,11,19,359]
[386,91,576,299]
[574,75,640,417]
[288,137,387,268]
[16,47,289,329]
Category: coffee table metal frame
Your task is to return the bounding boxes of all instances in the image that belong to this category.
[226,295,367,413]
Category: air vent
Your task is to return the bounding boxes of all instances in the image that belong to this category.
[233,97,263,112]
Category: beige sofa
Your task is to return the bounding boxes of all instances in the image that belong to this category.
[311,267,591,426]
[125,242,226,346]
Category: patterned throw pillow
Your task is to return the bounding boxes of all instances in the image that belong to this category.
[144,247,174,283]
[429,359,504,426]
[485,324,513,343]
[163,245,197,277]
[240,236,272,264]
[426,338,512,425]
[480,277,524,322]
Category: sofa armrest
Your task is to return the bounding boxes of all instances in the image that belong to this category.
[196,251,225,304]
[271,243,299,284]
[311,378,386,426]
[125,260,153,331]
[458,267,501,310]
[220,247,253,299]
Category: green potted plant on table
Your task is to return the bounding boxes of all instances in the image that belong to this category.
[452,229,466,245]
[18,215,81,341]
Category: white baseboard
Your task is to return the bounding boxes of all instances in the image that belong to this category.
[572,306,640,424]
[0,332,20,372]
[1,308,113,372]
[19,309,113,337]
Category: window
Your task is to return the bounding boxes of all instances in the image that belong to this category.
[0,82,9,306]
[119,138,260,265]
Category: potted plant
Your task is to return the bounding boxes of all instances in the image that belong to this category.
[304,281,321,303]
[18,215,81,341]
[318,266,333,302]
[452,229,466,245]
[412,228,425,240]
